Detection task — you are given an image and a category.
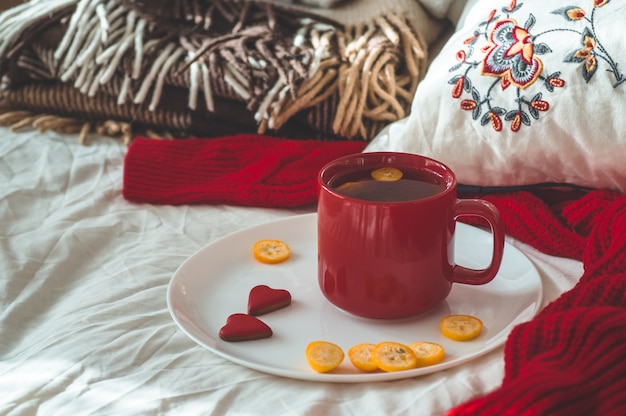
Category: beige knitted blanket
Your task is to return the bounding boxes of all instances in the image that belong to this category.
[0,0,432,144]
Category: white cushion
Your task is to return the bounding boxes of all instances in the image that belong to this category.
[366,0,626,191]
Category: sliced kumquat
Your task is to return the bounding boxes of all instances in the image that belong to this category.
[253,239,291,264]
[305,341,345,373]
[348,343,378,372]
[335,181,358,192]
[440,314,483,341]
[408,341,445,367]
[371,167,403,182]
[372,341,417,372]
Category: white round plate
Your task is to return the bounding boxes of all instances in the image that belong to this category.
[167,213,542,382]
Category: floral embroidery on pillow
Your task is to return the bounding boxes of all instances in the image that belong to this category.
[556,4,625,87]
[481,18,544,90]
[448,0,622,132]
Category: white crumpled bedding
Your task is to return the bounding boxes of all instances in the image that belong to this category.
[0,127,583,415]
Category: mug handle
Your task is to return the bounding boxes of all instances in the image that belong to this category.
[451,199,505,285]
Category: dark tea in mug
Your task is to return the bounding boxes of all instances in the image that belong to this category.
[329,166,447,202]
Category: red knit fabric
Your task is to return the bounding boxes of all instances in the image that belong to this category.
[465,191,587,259]
[123,136,366,207]
[448,190,626,416]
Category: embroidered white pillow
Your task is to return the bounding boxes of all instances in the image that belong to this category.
[366,0,626,192]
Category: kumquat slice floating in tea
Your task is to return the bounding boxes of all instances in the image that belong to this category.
[348,343,378,372]
[253,239,291,264]
[372,341,417,372]
[306,341,345,373]
[440,314,484,341]
[370,167,403,182]
[408,342,445,367]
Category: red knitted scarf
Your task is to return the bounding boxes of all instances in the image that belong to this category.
[449,190,626,415]
[123,136,626,415]
[123,136,367,207]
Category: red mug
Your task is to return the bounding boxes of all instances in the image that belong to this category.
[317,152,505,319]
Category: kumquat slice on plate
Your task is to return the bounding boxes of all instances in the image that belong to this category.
[306,341,345,373]
[372,341,417,372]
[348,343,378,372]
[252,239,291,264]
[440,314,484,341]
[408,342,445,367]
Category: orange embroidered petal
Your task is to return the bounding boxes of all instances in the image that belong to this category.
[440,314,484,341]
[585,56,597,73]
[530,100,549,112]
[452,76,465,98]
[511,112,522,132]
[506,0,517,12]
[348,343,378,372]
[509,27,533,65]
[566,8,585,20]
[490,112,503,132]
[372,341,417,372]
[408,342,446,367]
[463,35,477,45]
[253,239,291,264]
[461,99,477,110]
[584,36,596,50]
[548,77,565,88]
[574,49,591,59]
[306,341,344,373]
[500,74,512,90]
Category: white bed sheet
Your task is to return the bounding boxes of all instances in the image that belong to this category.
[0,127,583,415]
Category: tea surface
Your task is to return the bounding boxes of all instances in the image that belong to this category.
[331,167,446,202]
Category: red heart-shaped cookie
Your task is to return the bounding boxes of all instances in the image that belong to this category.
[248,285,292,316]
[219,313,273,342]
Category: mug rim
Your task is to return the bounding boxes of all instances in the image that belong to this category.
[318,151,457,205]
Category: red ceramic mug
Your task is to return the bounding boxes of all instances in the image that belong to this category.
[317,152,505,319]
